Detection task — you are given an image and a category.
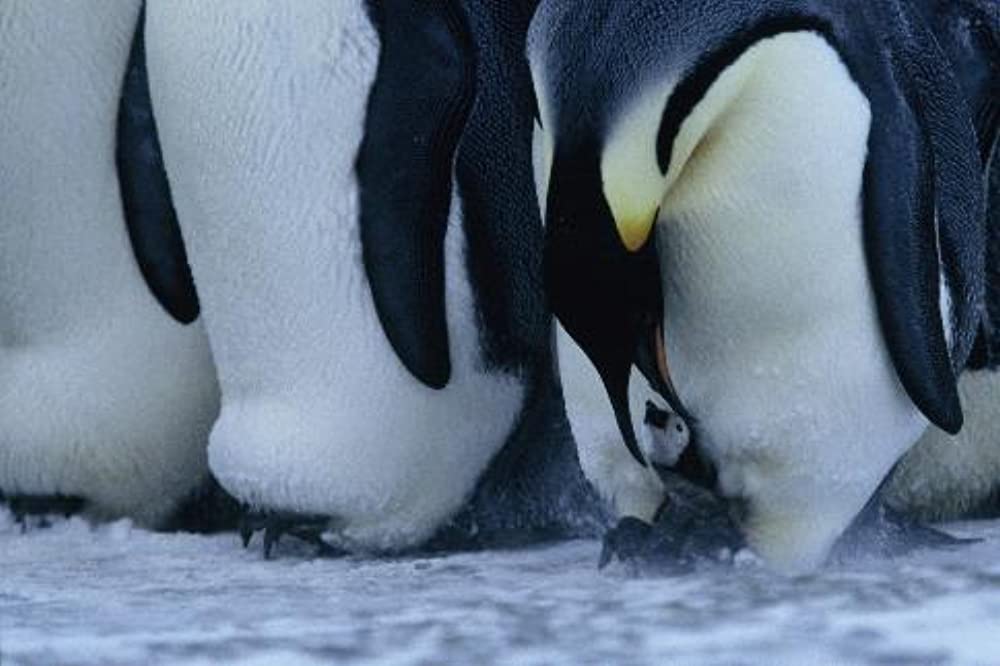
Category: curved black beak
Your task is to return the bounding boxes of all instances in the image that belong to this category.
[544,144,687,467]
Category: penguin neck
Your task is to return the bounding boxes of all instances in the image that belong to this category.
[658,42,763,199]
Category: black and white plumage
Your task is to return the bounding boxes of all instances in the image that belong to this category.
[0,1,218,526]
[144,0,594,553]
[530,0,992,570]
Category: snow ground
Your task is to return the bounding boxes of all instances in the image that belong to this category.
[2,508,1000,666]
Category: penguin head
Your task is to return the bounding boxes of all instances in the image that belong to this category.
[530,1,833,465]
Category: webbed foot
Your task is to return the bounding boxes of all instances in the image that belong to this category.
[599,516,663,569]
[598,480,743,572]
[833,493,976,562]
[239,509,343,559]
[3,494,85,530]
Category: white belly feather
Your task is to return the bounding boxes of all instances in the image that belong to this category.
[146,1,524,551]
[559,33,935,572]
[890,369,1000,519]
[0,1,219,526]
[658,33,928,570]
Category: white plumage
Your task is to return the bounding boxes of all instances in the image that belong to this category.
[0,1,219,526]
[555,33,933,571]
[890,370,1000,520]
[145,1,525,551]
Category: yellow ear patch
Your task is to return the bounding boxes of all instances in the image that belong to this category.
[615,207,659,252]
[600,86,672,252]
[600,47,761,253]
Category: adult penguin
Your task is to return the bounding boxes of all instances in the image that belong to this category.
[144,0,597,556]
[530,0,990,571]
[889,0,1000,521]
[0,2,219,527]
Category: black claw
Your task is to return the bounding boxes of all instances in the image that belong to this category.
[263,525,281,560]
[598,540,614,570]
[239,520,254,549]
[238,508,342,560]
[4,494,85,530]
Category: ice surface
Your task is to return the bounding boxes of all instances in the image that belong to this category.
[2,508,1000,665]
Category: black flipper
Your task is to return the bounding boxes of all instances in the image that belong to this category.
[862,76,963,433]
[357,0,477,389]
[912,0,999,167]
[971,151,1000,369]
[976,39,999,369]
[413,1,608,552]
[919,0,1000,369]
[895,0,986,377]
[955,0,999,169]
[860,0,987,435]
[116,7,200,325]
[455,0,553,374]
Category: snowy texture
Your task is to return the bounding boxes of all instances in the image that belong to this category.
[3,509,1000,665]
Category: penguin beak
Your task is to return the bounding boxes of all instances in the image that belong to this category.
[544,146,689,467]
[636,320,691,423]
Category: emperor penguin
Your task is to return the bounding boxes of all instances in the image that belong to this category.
[144,0,595,555]
[0,2,219,527]
[530,0,991,572]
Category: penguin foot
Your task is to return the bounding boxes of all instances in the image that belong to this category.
[3,494,85,530]
[239,510,343,560]
[599,517,677,571]
[833,497,976,562]
[599,481,743,573]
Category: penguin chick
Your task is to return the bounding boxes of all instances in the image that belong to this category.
[642,401,691,469]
